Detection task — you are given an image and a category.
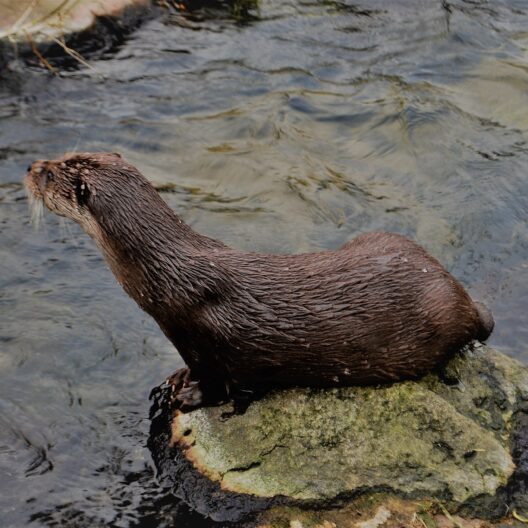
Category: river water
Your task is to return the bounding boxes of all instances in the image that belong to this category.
[1,0,528,526]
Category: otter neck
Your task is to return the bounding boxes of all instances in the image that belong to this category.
[90,196,225,319]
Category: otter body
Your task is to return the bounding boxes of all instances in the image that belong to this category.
[25,153,494,410]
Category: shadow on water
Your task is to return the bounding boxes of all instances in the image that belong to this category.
[1,0,528,526]
[167,0,260,23]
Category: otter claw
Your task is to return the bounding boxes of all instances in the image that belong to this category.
[162,367,204,412]
[175,382,203,411]
[166,367,191,389]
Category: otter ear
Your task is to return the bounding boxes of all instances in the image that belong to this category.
[75,178,91,208]
[112,152,122,158]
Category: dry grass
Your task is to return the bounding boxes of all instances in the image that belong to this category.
[0,0,77,40]
[0,0,93,71]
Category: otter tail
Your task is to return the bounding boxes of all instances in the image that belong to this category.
[473,301,494,342]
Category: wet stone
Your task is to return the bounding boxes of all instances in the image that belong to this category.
[0,0,151,42]
[148,345,528,524]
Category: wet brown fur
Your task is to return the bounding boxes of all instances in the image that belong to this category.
[25,152,494,408]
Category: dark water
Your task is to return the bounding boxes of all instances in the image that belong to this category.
[1,0,528,525]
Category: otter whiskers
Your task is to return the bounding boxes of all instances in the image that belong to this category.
[27,193,44,229]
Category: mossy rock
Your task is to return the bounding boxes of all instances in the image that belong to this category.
[148,345,528,524]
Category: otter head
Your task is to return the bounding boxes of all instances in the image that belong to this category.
[24,152,167,241]
[25,152,120,223]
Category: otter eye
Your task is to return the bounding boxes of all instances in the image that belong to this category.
[46,171,54,182]
[75,179,89,207]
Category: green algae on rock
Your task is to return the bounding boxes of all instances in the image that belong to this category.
[149,345,528,523]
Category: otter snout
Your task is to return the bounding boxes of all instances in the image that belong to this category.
[24,160,44,198]
[25,160,49,199]
[24,160,53,227]
[27,160,46,174]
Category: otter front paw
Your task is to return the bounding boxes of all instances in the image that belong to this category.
[174,380,203,412]
[166,367,191,394]
[166,368,204,412]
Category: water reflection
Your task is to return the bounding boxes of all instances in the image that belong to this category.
[1,0,528,525]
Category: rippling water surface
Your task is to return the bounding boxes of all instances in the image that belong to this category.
[1,0,528,525]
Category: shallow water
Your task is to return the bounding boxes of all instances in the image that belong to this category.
[1,0,528,525]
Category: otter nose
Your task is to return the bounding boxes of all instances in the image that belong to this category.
[28,160,45,174]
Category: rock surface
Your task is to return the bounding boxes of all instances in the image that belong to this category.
[148,345,528,524]
[0,0,150,42]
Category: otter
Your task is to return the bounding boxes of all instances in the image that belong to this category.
[25,152,494,411]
